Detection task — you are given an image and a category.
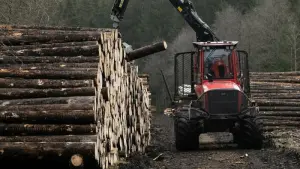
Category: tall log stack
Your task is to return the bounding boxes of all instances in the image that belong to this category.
[0,25,153,169]
[250,72,300,147]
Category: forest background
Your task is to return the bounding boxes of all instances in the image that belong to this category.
[1,0,300,111]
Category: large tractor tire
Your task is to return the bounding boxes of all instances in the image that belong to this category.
[174,116,199,151]
[234,116,264,149]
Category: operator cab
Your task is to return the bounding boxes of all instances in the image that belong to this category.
[193,41,241,85]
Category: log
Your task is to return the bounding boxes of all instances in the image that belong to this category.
[0,142,96,162]
[250,71,300,76]
[0,124,96,135]
[1,45,100,56]
[0,87,96,100]
[0,96,94,106]
[0,63,99,69]
[0,24,111,31]
[0,78,94,89]
[0,110,94,124]
[70,154,84,169]
[0,41,98,51]
[0,104,93,111]
[263,126,298,132]
[126,41,167,62]
[0,33,103,45]
[258,116,300,121]
[251,89,300,93]
[0,29,106,36]
[261,120,300,127]
[0,135,97,142]
[252,93,300,99]
[0,56,100,64]
[255,100,300,106]
[259,106,300,111]
[0,69,97,79]
[251,79,300,83]
[259,111,300,117]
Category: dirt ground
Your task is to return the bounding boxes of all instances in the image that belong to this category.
[119,112,300,169]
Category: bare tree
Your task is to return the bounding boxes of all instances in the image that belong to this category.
[286,16,300,71]
[0,0,62,25]
[212,4,243,41]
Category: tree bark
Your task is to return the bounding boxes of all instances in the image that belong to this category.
[0,69,97,79]
[0,87,95,99]
[1,45,100,56]
[250,79,300,83]
[126,41,167,62]
[263,126,298,132]
[259,111,300,117]
[0,135,97,142]
[0,55,100,64]
[0,78,94,89]
[2,24,112,31]
[251,89,300,93]
[0,41,98,51]
[0,142,95,158]
[0,33,103,45]
[1,63,99,69]
[259,106,300,111]
[256,100,300,106]
[0,104,93,111]
[0,96,94,106]
[250,71,300,76]
[0,110,94,124]
[261,120,300,127]
[0,124,96,135]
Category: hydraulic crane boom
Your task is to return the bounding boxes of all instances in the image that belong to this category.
[110,0,219,41]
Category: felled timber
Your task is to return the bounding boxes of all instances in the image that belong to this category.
[251,71,300,147]
[0,25,153,169]
[126,41,168,61]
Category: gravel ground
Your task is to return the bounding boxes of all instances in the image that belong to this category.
[119,112,300,169]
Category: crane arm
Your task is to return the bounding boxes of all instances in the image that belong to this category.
[110,0,130,28]
[168,0,219,41]
[110,0,219,41]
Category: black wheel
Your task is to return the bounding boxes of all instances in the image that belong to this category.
[174,117,199,151]
[233,116,264,149]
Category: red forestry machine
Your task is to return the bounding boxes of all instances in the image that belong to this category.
[112,0,264,151]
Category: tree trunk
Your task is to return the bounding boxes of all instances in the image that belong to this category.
[0,55,100,64]
[0,78,94,89]
[126,41,167,62]
[0,41,98,51]
[0,142,95,158]
[0,33,103,45]
[0,124,96,135]
[0,96,95,106]
[0,110,94,124]
[0,104,94,111]
[0,63,99,69]
[0,135,97,142]
[0,69,97,79]
[2,45,100,56]
[0,87,95,99]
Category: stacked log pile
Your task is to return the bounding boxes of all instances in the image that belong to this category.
[0,25,153,169]
[250,72,300,145]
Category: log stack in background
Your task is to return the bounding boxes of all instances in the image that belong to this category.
[250,72,300,147]
[0,25,152,169]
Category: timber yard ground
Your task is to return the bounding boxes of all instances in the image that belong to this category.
[119,112,300,169]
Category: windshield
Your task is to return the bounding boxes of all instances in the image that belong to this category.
[204,48,234,79]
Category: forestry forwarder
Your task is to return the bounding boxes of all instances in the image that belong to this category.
[111,0,264,151]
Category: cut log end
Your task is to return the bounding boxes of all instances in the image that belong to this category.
[126,41,168,62]
[70,154,84,167]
